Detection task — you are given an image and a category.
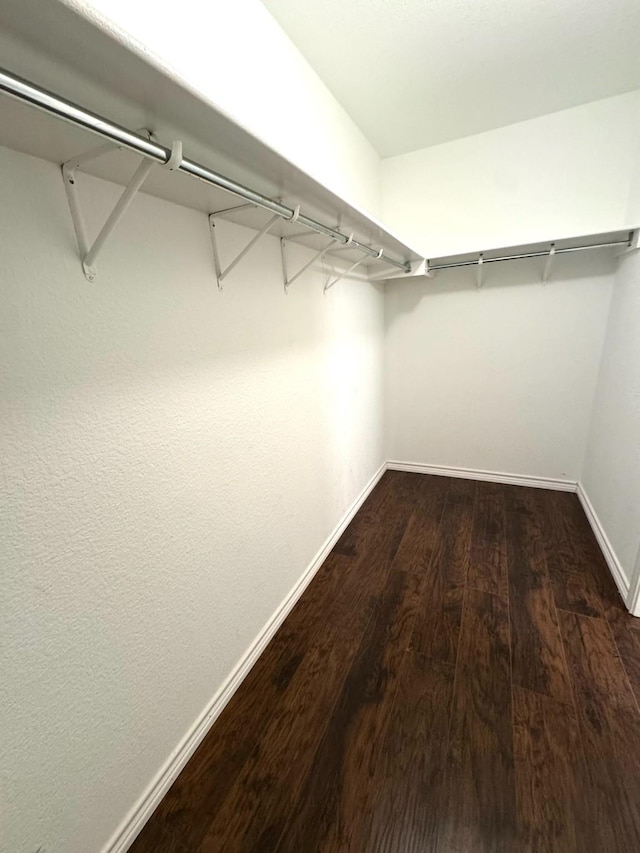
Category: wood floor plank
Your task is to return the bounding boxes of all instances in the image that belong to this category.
[468,480,508,597]
[513,686,584,852]
[408,478,475,665]
[505,486,573,703]
[431,476,476,587]
[536,490,605,618]
[364,653,455,852]
[609,609,640,709]
[273,568,425,853]
[563,495,627,620]
[559,610,640,851]
[390,475,451,574]
[437,588,517,852]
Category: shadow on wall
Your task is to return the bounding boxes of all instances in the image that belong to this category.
[386,250,620,319]
[2,166,383,401]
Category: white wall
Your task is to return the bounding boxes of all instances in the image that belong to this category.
[625,102,640,227]
[67,0,382,216]
[381,90,639,595]
[381,91,640,258]
[384,253,615,482]
[0,144,385,853]
[581,250,640,599]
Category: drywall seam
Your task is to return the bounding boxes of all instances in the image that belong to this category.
[387,461,577,492]
[576,482,630,601]
[102,460,387,853]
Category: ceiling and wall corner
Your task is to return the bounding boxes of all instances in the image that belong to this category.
[262,0,640,158]
[379,91,640,258]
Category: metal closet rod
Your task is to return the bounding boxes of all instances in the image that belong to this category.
[428,236,633,271]
[0,67,410,273]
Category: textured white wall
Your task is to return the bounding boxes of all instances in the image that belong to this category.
[384,254,614,482]
[66,0,382,216]
[0,145,385,853]
[582,250,640,596]
[381,91,640,258]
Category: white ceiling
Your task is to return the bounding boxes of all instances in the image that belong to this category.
[261,0,640,157]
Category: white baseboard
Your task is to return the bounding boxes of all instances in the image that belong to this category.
[387,460,577,492]
[103,460,633,852]
[102,461,387,853]
[576,482,630,601]
[627,550,640,617]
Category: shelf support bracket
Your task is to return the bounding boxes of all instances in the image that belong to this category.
[324,245,378,293]
[281,237,338,293]
[615,230,639,257]
[542,243,555,284]
[208,211,281,291]
[476,253,484,289]
[62,133,178,282]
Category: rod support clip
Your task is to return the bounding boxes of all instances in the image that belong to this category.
[163,140,183,171]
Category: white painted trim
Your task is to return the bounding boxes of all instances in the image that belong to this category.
[627,545,640,617]
[576,482,630,602]
[387,460,577,492]
[102,459,637,853]
[102,461,387,853]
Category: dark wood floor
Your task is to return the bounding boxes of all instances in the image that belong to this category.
[130,472,640,852]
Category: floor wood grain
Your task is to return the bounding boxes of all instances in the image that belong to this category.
[559,610,640,851]
[505,486,573,704]
[438,587,517,852]
[407,477,474,665]
[364,654,455,852]
[469,480,508,597]
[536,490,605,618]
[513,686,583,852]
[130,472,640,853]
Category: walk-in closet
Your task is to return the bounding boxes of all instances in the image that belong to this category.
[2,1,640,851]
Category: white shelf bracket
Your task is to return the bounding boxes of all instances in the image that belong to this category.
[62,132,171,282]
[476,253,484,289]
[281,236,338,293]
[542,243,555,284]
[280,236,288,293]
[615,230,639,257]
[208,211,281,291]
[324,243,378,293]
